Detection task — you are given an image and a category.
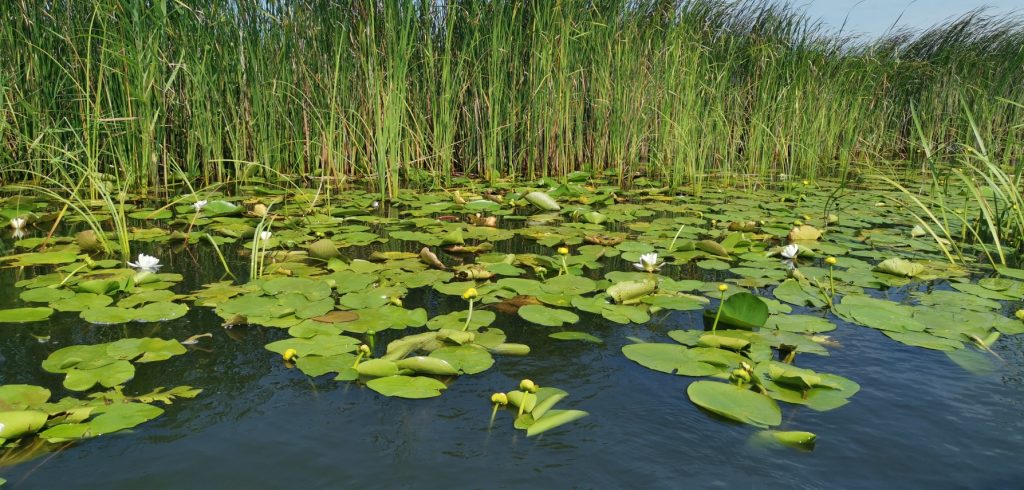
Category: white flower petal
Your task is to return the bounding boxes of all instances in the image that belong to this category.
[780,244,800,260]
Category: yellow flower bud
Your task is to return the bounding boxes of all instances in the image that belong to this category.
[359,344,371,355]
[802,180,810,186]
[1016,310,1024,321]
[519,379,537,393]
[491,393,508,405]
[462,287,479,300]
[282,348,298,362]
[557,247,569,256]
[825,256,838,266]
[718,284,728,292]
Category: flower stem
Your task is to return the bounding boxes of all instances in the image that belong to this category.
[489,403,500,429]
[462,299,475,331]
[711,290,727,334]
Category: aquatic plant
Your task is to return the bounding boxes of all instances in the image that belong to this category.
[2,1,1022,190]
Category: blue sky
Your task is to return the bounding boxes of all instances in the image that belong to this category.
[795,0,1024,38]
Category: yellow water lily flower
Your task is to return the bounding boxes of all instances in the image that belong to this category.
[462,287,479,300]
[282,348,298,361]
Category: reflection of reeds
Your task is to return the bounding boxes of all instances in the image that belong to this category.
[0,1,1021,193]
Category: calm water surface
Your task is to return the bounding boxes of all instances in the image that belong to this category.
[1,233,1023,489]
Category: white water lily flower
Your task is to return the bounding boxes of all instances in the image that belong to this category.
[259,231,273,241]
[780,244,800,260]
[12,228,25,240]
[9,217,26,229]
[632,252,663,273]
[193,200,208,211]
[128,253,162,272]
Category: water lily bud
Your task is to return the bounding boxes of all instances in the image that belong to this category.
[1016,310,1024,321]
[282,348,298,362]
[359,344,371,355]
[557,247,569,256]
[491,393,508,405]
[390,296,403,307]
[731,368,751,382]
[793,220,803,226]
[825,256,838,266]
[462,287,479,300]
[519,379,537,393]
[802,180,809,185]
[718,284,728,292]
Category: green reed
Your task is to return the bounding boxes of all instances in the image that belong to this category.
[0,0,1022,195]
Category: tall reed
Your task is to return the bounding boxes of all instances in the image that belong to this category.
[0,0,1021,194]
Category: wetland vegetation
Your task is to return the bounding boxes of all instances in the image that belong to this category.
[0,0,1022,487]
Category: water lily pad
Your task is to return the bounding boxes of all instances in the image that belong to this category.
[63,360,136,391]
[708,292,769,329]
[518,304,580,327]
[548,331,603,344]
[52,293,114,312]
[429,345,494,374]
[526,409,589,437]
[873,258,925,277]
[19,287,74,304]
[81,306,136,325]
[365,375,447,399]
[0,307,54,323]
[687,381,782,428]
[133,302,189,322]
[622,343,744,377]
[0,385,51,410]
[0,410,49,439]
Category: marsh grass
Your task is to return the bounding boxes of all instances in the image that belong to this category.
[0,0,1022,195]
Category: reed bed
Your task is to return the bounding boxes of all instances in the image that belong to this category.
[0,0,1022,196]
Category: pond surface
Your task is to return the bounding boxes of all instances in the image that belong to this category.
[1,182,1023,488]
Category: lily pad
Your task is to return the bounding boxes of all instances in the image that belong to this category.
[0,307,54,323]
[365,375,447,399]
[687,380,782,428]
[518,304,580,327]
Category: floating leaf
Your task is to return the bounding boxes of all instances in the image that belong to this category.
[548,331,603,344]
[874,258,925,277]
[365,375,447,399]
[518,304,580,327]
[0,307,53,323]
[687,381,782,428]
[526,409,589,436]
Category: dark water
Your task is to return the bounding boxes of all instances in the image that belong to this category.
[1,240,1024,489]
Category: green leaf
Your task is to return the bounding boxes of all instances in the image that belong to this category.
[0,410,49,439]
[0,307,53,323]
[365,375,447,399]
[527,409,589,436]
[429,345,494,374]
[548,331,603,344]
[518,304,580,327]
[687,381,782,428]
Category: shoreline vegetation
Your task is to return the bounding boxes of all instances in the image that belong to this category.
[0,0,1021,195]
